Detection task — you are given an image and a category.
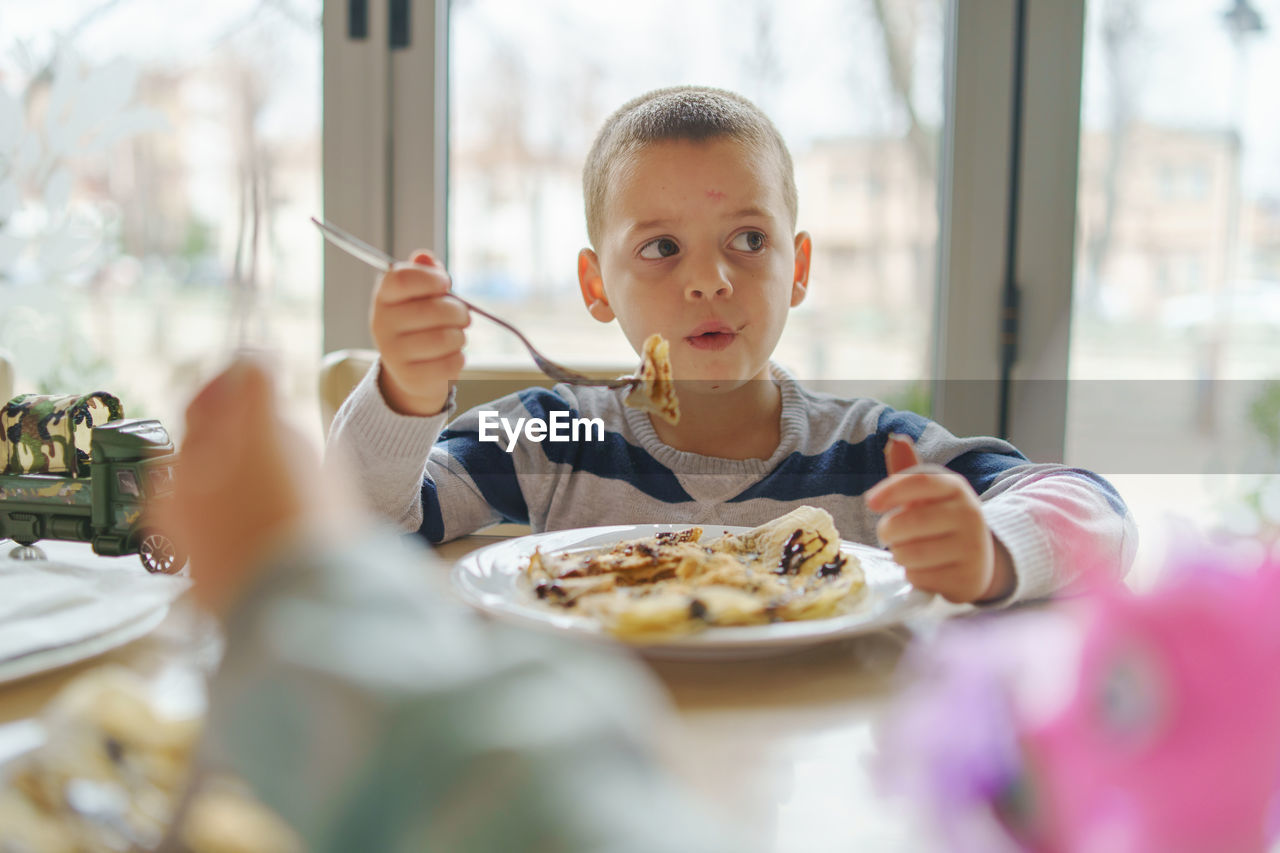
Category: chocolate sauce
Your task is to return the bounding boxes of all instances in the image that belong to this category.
[535,581,566,601]
[774,529,805,574]
[104,736,125,765]
[775,529,832,575]
[622,542,657,560]
[817,556,847,578]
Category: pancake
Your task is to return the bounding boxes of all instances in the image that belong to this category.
[523,506,865,639]
[623,333,680,425]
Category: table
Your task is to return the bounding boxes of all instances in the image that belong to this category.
[439,539,936,852]
[0,535,940,851]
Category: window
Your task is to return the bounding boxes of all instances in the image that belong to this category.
[1066,0,1280,585]
[325,1,1035,435]
[116,470,140,498]
[0,1,322,439]
[147,464,175,496]
[448,0,946,404]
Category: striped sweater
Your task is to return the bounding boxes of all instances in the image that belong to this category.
[328,360,1136,604]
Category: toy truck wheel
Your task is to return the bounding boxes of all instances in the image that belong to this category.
[138,531,186,574]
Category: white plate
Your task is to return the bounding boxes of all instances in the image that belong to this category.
[0,606,170,685]
[0,719,44,770]
[450,524,934,660]
[0,538,182,684]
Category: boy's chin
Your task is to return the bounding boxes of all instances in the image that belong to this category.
[671,376,767,396]
[671,355,770,389]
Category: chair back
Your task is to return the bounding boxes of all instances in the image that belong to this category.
[318,349,623,434]
[0,352,12,409]
[0,352,11,465]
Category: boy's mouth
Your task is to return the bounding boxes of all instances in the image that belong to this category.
[685,322,739,351]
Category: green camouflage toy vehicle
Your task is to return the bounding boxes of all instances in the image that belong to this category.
[0,392,185,574]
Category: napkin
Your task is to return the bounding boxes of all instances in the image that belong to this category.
[0,549,190,664]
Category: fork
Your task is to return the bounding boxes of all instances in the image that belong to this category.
[312,217,639,390]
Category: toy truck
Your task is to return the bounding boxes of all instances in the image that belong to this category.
[0,392,185,574]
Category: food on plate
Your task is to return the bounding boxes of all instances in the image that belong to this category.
[623,333,680,425]
[524,506,865,639]
[0,666,300,852]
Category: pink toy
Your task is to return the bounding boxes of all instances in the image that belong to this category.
[881,552,1280,852]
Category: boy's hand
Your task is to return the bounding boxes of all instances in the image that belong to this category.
[370,250,470,416]
[866,434,1015,604]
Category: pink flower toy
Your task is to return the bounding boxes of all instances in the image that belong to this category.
[880,553,1280,852]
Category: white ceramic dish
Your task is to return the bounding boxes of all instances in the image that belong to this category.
[0,538,182,684]
[0,606,170,685]
[0,719,44,771]
[450,524,934,660]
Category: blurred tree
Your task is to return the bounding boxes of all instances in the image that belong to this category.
[869,0,938,179]
[1079,0,1142,320]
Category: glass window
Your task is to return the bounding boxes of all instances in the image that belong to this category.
[147,464,175,496]
[1067,0,1280,586]
[449,0,946,406]
[0,1,322,439]
[116,469,139,498]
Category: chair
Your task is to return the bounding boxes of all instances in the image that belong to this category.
[319,349,625,433]
[319,348,379,434]
[0,351,13,407]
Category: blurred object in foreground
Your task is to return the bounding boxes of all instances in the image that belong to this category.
[0,665,300,852]
[879,547,1280,852]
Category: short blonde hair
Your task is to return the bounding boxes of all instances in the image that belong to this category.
[583,86,798,248]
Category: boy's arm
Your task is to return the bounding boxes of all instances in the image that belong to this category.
[326,360,505,540]
[872,411,1136,605]
[968,461,1136,603]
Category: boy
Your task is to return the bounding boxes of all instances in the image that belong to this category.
[328,86,1135,605]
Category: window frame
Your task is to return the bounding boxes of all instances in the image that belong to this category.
[321,0,1087,456]
[321,0,447,354]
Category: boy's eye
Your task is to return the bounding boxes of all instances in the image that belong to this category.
[730,231,767,252]
[639,238,680,259]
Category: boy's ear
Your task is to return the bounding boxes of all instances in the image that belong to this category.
[790,231,812,308]
[578,248,615,322]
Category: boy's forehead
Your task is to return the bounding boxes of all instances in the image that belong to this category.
[603,138,790,230]
[620,136,774,176]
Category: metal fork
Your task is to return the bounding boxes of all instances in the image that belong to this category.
[312,217,638,390]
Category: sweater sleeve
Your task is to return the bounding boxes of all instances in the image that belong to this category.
[974,464,1137,604]
[325,360,446,533]
[874,407,1137,605]
[326,361,566,543]
[325,359,510,541]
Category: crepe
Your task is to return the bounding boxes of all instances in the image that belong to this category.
[623,333,680,425]
[524,506,865,639]
[0,666,301,852]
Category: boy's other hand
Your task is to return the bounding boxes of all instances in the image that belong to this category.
[370,250,470,416]
[866,434,1015,604]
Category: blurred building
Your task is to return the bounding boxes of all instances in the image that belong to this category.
[452,120,1279,336]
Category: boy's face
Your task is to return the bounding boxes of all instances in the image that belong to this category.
[578,138,810,391]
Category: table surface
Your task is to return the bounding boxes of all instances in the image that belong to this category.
[0,535,942,851]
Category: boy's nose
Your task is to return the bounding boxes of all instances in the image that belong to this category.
[683,266,734,301]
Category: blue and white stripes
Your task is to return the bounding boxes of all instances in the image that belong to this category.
[330,360,1136,604]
